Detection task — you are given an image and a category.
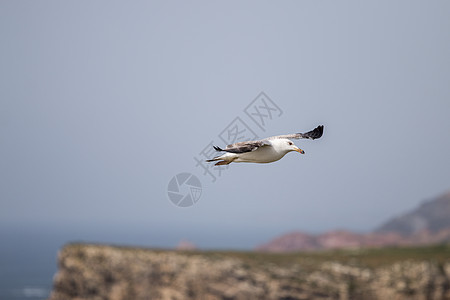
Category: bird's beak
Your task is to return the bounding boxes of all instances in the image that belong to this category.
[295,147,305,154]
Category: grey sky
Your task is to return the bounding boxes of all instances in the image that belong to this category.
[1,1,449,249]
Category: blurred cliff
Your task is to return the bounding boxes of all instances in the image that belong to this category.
[49,244,450,300]
[258,192,450,252]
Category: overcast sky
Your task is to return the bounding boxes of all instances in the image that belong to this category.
[1,1,449,249]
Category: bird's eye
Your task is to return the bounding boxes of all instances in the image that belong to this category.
[288,142,293,145]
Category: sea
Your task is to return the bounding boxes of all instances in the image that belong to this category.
[0,224,187,300]
[0,230,58,300]
[0,225,142,300]
[0,225,125,300]
[0,223,262,300]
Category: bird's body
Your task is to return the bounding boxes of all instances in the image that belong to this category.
[216,139,293,164]
[206,125,324,166]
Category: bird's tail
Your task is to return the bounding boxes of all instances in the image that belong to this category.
[206,156,235,165]
[206,152,236,165]
[206,156,221,162]
[205,146,225,161]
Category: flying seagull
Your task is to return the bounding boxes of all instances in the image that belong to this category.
[206,125,324,166]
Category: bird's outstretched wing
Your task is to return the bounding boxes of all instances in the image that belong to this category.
[212,125,324,154]
[213,140,272,154]
[267,125,324,140]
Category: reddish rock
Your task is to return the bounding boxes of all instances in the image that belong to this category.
[257,192,450,252]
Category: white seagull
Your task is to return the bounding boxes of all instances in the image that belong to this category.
[206,125,324,166]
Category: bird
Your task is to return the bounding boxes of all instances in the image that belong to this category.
[206,125,324,166]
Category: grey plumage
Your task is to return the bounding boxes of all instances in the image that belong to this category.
[266,125,324,141]
[214,125,324,154]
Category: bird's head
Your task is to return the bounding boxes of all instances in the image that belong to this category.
[285,139,305,154]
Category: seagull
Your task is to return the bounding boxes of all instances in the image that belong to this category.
[206,125,324,166]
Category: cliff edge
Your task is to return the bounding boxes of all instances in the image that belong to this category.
[49,243,450,300]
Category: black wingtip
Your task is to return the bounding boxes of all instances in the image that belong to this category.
[213,146,224,151]
[307,125,324,140]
